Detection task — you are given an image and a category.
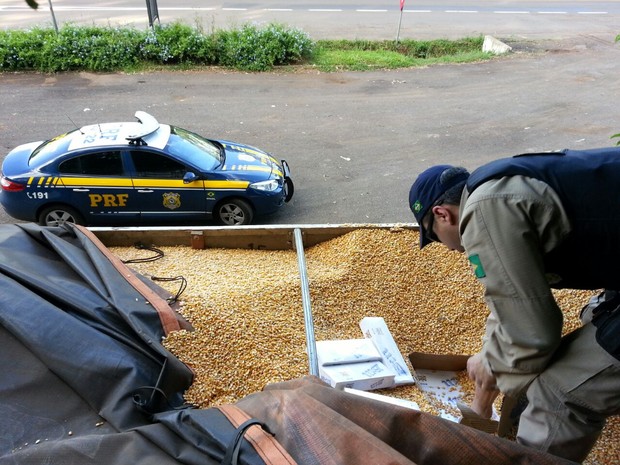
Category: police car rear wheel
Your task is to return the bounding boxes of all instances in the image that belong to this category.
[38,205,84,227]
[215,199,253,226]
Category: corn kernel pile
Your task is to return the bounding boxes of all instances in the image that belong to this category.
[109,228,617,465]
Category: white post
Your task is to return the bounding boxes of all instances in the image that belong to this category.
[396,9,404,42]
[396,0,405,43]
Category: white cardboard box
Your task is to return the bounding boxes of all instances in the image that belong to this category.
[319,360,395,391]
[359,317,415,386]
[408,352,501,434]
[316,338,382,366]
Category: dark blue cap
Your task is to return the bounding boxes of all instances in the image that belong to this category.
[409,165,463,248]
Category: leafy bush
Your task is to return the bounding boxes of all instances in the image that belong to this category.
[138,22,218,65]
[0,22,314,72]
[0,28,55,70]
[214,23,313,71]
[43,26,142,71]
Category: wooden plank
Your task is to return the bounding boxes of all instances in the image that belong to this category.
[88,223,419,250]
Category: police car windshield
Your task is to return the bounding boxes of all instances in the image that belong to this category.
[167,126,222,170]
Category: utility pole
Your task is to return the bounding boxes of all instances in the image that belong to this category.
[146,0,160,28]
[47,0,59,33]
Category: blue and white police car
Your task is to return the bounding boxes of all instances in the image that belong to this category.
[0,111,293,226]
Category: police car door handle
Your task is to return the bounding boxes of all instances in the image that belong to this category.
[72,188,90,192]
[138,189,154,193]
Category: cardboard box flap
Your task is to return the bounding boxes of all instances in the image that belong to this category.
[457,401,499,434]
[359,317,415,385]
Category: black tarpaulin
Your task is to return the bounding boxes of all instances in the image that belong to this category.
[0,223,274,465]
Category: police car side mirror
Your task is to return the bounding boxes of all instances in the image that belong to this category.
[183,172,198,184]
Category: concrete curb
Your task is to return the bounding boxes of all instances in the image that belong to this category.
[483,35,513,54]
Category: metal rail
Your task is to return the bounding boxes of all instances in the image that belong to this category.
[293,227,319,377]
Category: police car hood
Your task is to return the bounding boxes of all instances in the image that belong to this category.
[218,140,283,180]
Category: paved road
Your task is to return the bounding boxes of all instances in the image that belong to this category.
[1,2,619,226]
[2,0,620,40]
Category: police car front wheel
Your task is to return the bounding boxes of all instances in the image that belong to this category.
[38,205,84,227]
[215,199,254,226]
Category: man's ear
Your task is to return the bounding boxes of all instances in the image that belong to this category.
[432,205,448,224]
[434,205,459,226]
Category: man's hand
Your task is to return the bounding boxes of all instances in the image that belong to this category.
[467,352,499,419]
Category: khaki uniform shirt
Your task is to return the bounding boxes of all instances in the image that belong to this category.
[459,175,572,396]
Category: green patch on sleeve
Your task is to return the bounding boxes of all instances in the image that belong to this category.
[468,254,486,278]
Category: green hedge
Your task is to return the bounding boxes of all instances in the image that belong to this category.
[0,22,315,72]
[0,23,491,73]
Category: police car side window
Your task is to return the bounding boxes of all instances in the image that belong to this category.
[59,151,124,176]
[130,151,187,179]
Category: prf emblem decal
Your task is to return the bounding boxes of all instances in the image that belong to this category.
[163,192,181,210]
